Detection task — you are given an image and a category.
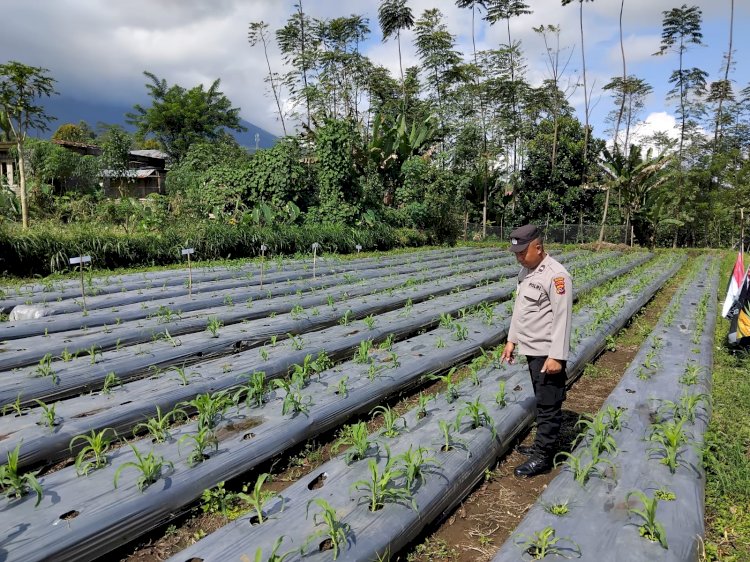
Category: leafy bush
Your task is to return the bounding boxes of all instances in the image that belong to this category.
[0,220,427,276]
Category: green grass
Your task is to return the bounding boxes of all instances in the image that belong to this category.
[703,289,750,561]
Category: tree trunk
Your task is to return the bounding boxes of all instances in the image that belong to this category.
[713,0,734,152]
[597,186,611,248]
[613,0,627,155]
[298,0,311,130]
[579,1,590,183]
[397,30,406,113]
[262,34,287,136]
[17,139,28,229]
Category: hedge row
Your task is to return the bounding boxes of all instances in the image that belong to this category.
[0,221,430,277]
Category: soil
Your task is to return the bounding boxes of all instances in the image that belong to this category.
[397,265,687,562]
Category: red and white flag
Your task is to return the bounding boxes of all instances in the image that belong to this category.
[722,251,745,318]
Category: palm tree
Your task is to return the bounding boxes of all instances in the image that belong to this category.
[378,0,414,112]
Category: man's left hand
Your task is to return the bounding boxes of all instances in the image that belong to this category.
[541,358,563,375]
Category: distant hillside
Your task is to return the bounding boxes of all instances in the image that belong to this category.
[36,95,278,150]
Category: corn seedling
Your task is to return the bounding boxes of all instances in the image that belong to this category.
[370,405,405,438]
[0,443,43,506]
[333,422,376,463]
[603,405,627,432]
[183,391,233,430]
[394,445,437,491]
[260,347,270,361]
[2,394,27,417]
[679,364,701,386]
[456,398,495,436]
[555,447,616,486]
[206,317,223,338]
[364,314,377,330]
[303,499,351,560]
[416,392,433,419]
[573,412,618,456]
[378,334,394,351]
[648,419,687,473]
[178,427,219,466]
[388,351,400,368]
[425,369,459,403]
[351,457,415,512]
[133,405,185,443]
[101,372,122,394]
[495,380,508,407]
[270,335,278,346]
[339,309,353,326]
[367,363,379,381]
[438,419,464,452]
[354,339,373,364]
[70,428,115,475]
[452,322,469,341]
[290,304,305,319]
[234,371,267,409]
[439,313,454,329]
[514,527,580,560]
[60,348,75,362]
[288,333,304,351]
[281,388,312,416]
[435,337,446,349]
[238,472,279,524]
[34,399,59,428]
[542,500,570,516]
[626,490,668,549]
[113,446,173,492]
[336,376,348,397]
[34,353,59,385]
[253,537,295,562]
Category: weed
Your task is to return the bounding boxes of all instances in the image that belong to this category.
[303,499,351,560]
[70,428,116,475]
[287,333,304,351]
[0,443,43,506]
[113,446,173,492]
[626,490,668,548]
[200,481,240,518]
[654,488,676,501]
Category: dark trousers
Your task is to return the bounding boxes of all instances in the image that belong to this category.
[527,356,567,457]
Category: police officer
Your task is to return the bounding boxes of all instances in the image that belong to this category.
[500,224,572,477]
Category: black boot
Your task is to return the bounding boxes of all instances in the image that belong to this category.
[513,454,553,478]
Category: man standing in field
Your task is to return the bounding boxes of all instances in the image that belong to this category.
[500,224,573,477]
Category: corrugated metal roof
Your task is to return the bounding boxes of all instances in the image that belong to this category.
[130,149,169,160]
[100,168,160,179]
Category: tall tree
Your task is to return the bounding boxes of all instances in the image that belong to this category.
[710,0,735,152]
[561,0,594,184]
[455,0,492,237]
[277,1,317,130]
[485,0,532,185]
[653,4,703,167]
[249,21,287,136]
[127,72,246,163]
[413,9,461,135]
[0,61,57,229]
[378,0,415,112]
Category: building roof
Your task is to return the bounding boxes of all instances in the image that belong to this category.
[100,168,161,179]
[130,149,169,160]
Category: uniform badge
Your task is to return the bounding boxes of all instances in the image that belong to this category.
[553,276,566,295]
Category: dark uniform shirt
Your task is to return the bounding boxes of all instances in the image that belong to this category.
[507,254,573,360]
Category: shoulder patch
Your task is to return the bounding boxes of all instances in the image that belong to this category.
[553,276,566,295]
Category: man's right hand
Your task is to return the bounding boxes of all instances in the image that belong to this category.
[500,341,515,365]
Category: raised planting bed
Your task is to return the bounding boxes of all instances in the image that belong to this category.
[490,255,719,561]
[0,256,660,562]
[167,255,685,562]
[0,253,645,471]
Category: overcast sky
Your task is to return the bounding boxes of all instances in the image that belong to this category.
[2,0,747,143]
